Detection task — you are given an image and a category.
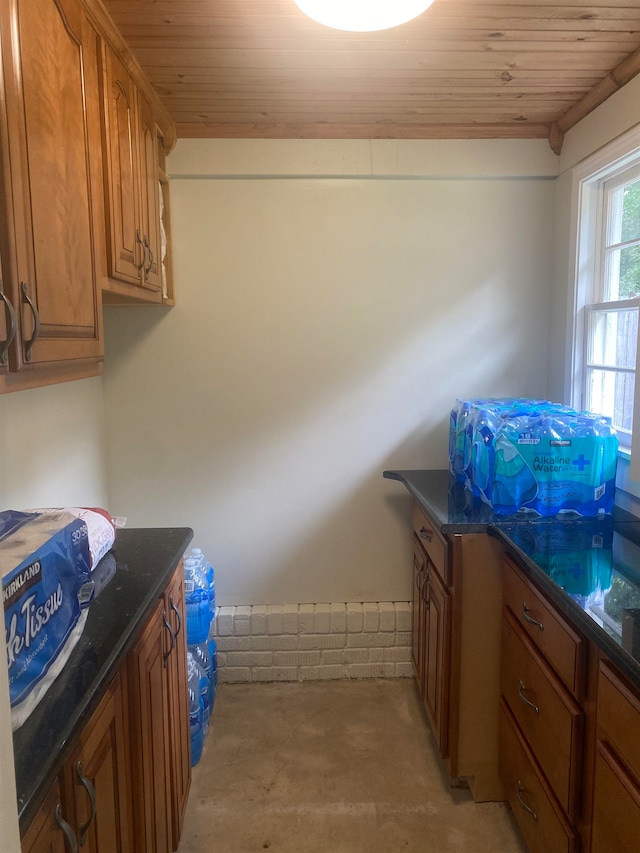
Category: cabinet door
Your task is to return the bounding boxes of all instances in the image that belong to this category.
[165,563,191,849]
[591,740,640,853]
[0,21,17,378]
[100,44,142,286]
[137,94,162,293]
[1,0,102,371]
[62,672,131,853]
[21,779,73,853]
[423,563,451,757]
[127,598,172,853]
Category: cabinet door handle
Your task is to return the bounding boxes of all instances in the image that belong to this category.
[518,679,539,714]
[143,234,154,274]
[521,603,543,631]
[421,567,430,602]
[516,781,538,821]
[55,803,79,853]
[419,527,433,542]
[170,593,182,638]
[0,285,16,364]
[20,282,40,362]
[76,761,96,846]
[136,229,146,275]
[163,609,176,668]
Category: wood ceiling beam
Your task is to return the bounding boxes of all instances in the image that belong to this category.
[174,121,550,140]
[549,44,640,153]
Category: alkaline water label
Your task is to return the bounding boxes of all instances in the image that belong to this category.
[495,434,617,515]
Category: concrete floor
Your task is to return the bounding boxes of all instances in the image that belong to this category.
[178,679,527,853]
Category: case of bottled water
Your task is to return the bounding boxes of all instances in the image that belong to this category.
[183,546,218,750]
[449,398,618,517]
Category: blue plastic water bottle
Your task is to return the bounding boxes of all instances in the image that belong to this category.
[184,556,210,644]
[190,642,212,738]
[187,653,204,766]
[190,547,216,621]
[209,637,218,694]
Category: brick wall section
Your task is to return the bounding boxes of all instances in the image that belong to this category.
[212,602,413,683]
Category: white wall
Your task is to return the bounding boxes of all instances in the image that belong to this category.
[0,375,108,849]
[103,139,556,606]
[0,377,109,508]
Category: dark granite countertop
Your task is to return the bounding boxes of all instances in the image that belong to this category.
[12,526,193,832]
[384,469,640,691]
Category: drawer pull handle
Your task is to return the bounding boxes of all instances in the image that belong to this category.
[0,285,16,364]
[518,680,539,714]
[76,761,96,845]
[516,781,538,821]
[136,229,146,274]
[55,803,79,853]
[20,282,40,362]
[170,593,182,637]
[144,234,154,274]
[421,567,430,602]
[419,527,433,542]
[522,603,543,631]
[163,610,176,668]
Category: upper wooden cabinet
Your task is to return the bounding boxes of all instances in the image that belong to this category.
[0,0,104,391]
[99,42,164,303]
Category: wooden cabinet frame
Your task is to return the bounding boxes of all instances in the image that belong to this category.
[0,0,104,393]
[98,40,164,304]
[21,561,190,853]
[409,508,505,801]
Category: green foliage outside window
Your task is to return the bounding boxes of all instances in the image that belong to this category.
[620,179,640,298]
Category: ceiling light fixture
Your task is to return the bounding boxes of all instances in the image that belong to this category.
[294,0,435,33]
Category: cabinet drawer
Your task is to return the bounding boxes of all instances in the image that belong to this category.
[501,609,583,818]
[591,739,640,853]
[499,701,579,853]
[412,503,448,585]
[597,661,640,784]
[503,556,585,697]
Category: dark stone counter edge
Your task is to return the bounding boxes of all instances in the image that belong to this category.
[383,469,489,532]
[383,470,640,692]
[16,526,194,833]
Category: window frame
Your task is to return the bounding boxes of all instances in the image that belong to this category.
[568,126,640,461]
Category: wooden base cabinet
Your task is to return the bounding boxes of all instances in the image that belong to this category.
[61,672,132,853]
[127,598,173,852]
[499,558,585,849]
[591,661,640,852]
[22,672,131,853]
[165,566,191,849]
[409,503,505,801]
[21,561,190,853]
[499,700,580,853]
[127,561,190,853]
[411,506,451,758]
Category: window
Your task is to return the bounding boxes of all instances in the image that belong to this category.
[572,129,640,451]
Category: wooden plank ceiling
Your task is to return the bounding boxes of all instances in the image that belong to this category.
[103,0,640,152]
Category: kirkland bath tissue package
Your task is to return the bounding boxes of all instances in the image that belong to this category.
[1,510,94,730]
